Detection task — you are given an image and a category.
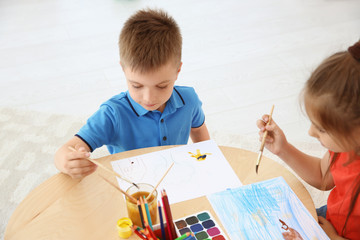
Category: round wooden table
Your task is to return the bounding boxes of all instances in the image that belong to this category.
[5,146,316,240]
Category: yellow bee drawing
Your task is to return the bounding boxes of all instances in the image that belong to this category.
[188,149,212,161]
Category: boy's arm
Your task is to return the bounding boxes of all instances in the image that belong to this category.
[190,123,210,143]
[54,136,97,179]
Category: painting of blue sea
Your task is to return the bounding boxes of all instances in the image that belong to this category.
[207,177,329,240]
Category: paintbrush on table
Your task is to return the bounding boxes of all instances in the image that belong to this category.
[68,146,139,188]
[256,105,274,174]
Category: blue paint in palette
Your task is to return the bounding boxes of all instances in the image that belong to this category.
[203,220,215,229]
[190,223,203,232]
[174,211,228,240]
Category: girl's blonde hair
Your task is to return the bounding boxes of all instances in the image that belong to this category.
[119,8,182,73]
[303,40,360,236]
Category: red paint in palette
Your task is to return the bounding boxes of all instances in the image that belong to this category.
[212,235,226,240]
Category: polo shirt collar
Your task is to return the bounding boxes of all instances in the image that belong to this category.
[164,87,185,115]
[126,88,185,117]
[126,91,148,116]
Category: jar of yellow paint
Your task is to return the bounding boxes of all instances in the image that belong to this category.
[117,217,133,239]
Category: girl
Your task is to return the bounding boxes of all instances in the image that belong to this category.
[257,40,360,240]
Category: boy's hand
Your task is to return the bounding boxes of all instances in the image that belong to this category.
[56,145,97,179]
[256,115,288,156]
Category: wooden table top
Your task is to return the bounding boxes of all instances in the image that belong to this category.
[5,145,316,240]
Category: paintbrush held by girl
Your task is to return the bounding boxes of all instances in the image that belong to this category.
[257,40,360,239]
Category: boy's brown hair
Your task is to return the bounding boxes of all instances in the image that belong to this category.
[119,8,182,73]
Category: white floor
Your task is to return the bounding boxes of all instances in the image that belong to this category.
[1,1,359,151]
[1,0,360,144]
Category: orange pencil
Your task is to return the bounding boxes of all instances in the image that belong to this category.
[140,196,149,225]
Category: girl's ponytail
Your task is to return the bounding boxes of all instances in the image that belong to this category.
[348,41,360,61]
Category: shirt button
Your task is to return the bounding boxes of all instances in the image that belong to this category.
[163,136,167,141]
[161,119,164,123]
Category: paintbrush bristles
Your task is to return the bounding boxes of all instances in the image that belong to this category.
[255,151,263,174]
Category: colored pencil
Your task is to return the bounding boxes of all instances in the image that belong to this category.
[143,196,153,230]
[146,223,157,240]
[256,104,274,174]
[98,174,137,203]
[146,162,174,201]
[132,225,147,240]
[143,228,154,240]
[183,234,196,240]
[140,196,149,225]
[68,146,139,188]
[161,189,176,240]
[174,232,191,240]
[137,200,146,228]
[158,201,166,240]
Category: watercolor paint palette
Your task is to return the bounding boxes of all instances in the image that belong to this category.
[174,211,228,240]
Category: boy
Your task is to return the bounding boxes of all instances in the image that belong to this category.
[54,9,210,179]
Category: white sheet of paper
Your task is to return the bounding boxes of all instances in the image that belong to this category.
[111,140,242,204]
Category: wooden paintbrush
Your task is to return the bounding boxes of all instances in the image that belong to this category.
[145,162,174,201]
[68,146,139,188]
[98,174,137,203]
[256,105,274,174]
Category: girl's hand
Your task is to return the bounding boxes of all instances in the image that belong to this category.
[318,216,348,240]
[256,115,288,156]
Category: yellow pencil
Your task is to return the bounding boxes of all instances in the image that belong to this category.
[140,196,148,225]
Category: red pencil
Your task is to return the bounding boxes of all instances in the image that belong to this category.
[146,223,157,239]
[131,225,147,240]
[143,228,155,240]
[161,189,176,240]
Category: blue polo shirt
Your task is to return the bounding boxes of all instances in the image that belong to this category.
[76,86,205,154]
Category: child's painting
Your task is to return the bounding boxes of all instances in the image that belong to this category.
[207,177,329,240]
[111,140,242,204]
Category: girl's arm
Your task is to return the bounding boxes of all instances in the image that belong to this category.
[277,143,334,190]
[318,216,349,240]
[257,115,334,190]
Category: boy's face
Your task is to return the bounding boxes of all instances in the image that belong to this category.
[122,61,182,113]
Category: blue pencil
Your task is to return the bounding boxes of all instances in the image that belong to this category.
[158,201,166,240]
[183,233,195,240]
[143,196,153,230]
[137,200,145,229]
